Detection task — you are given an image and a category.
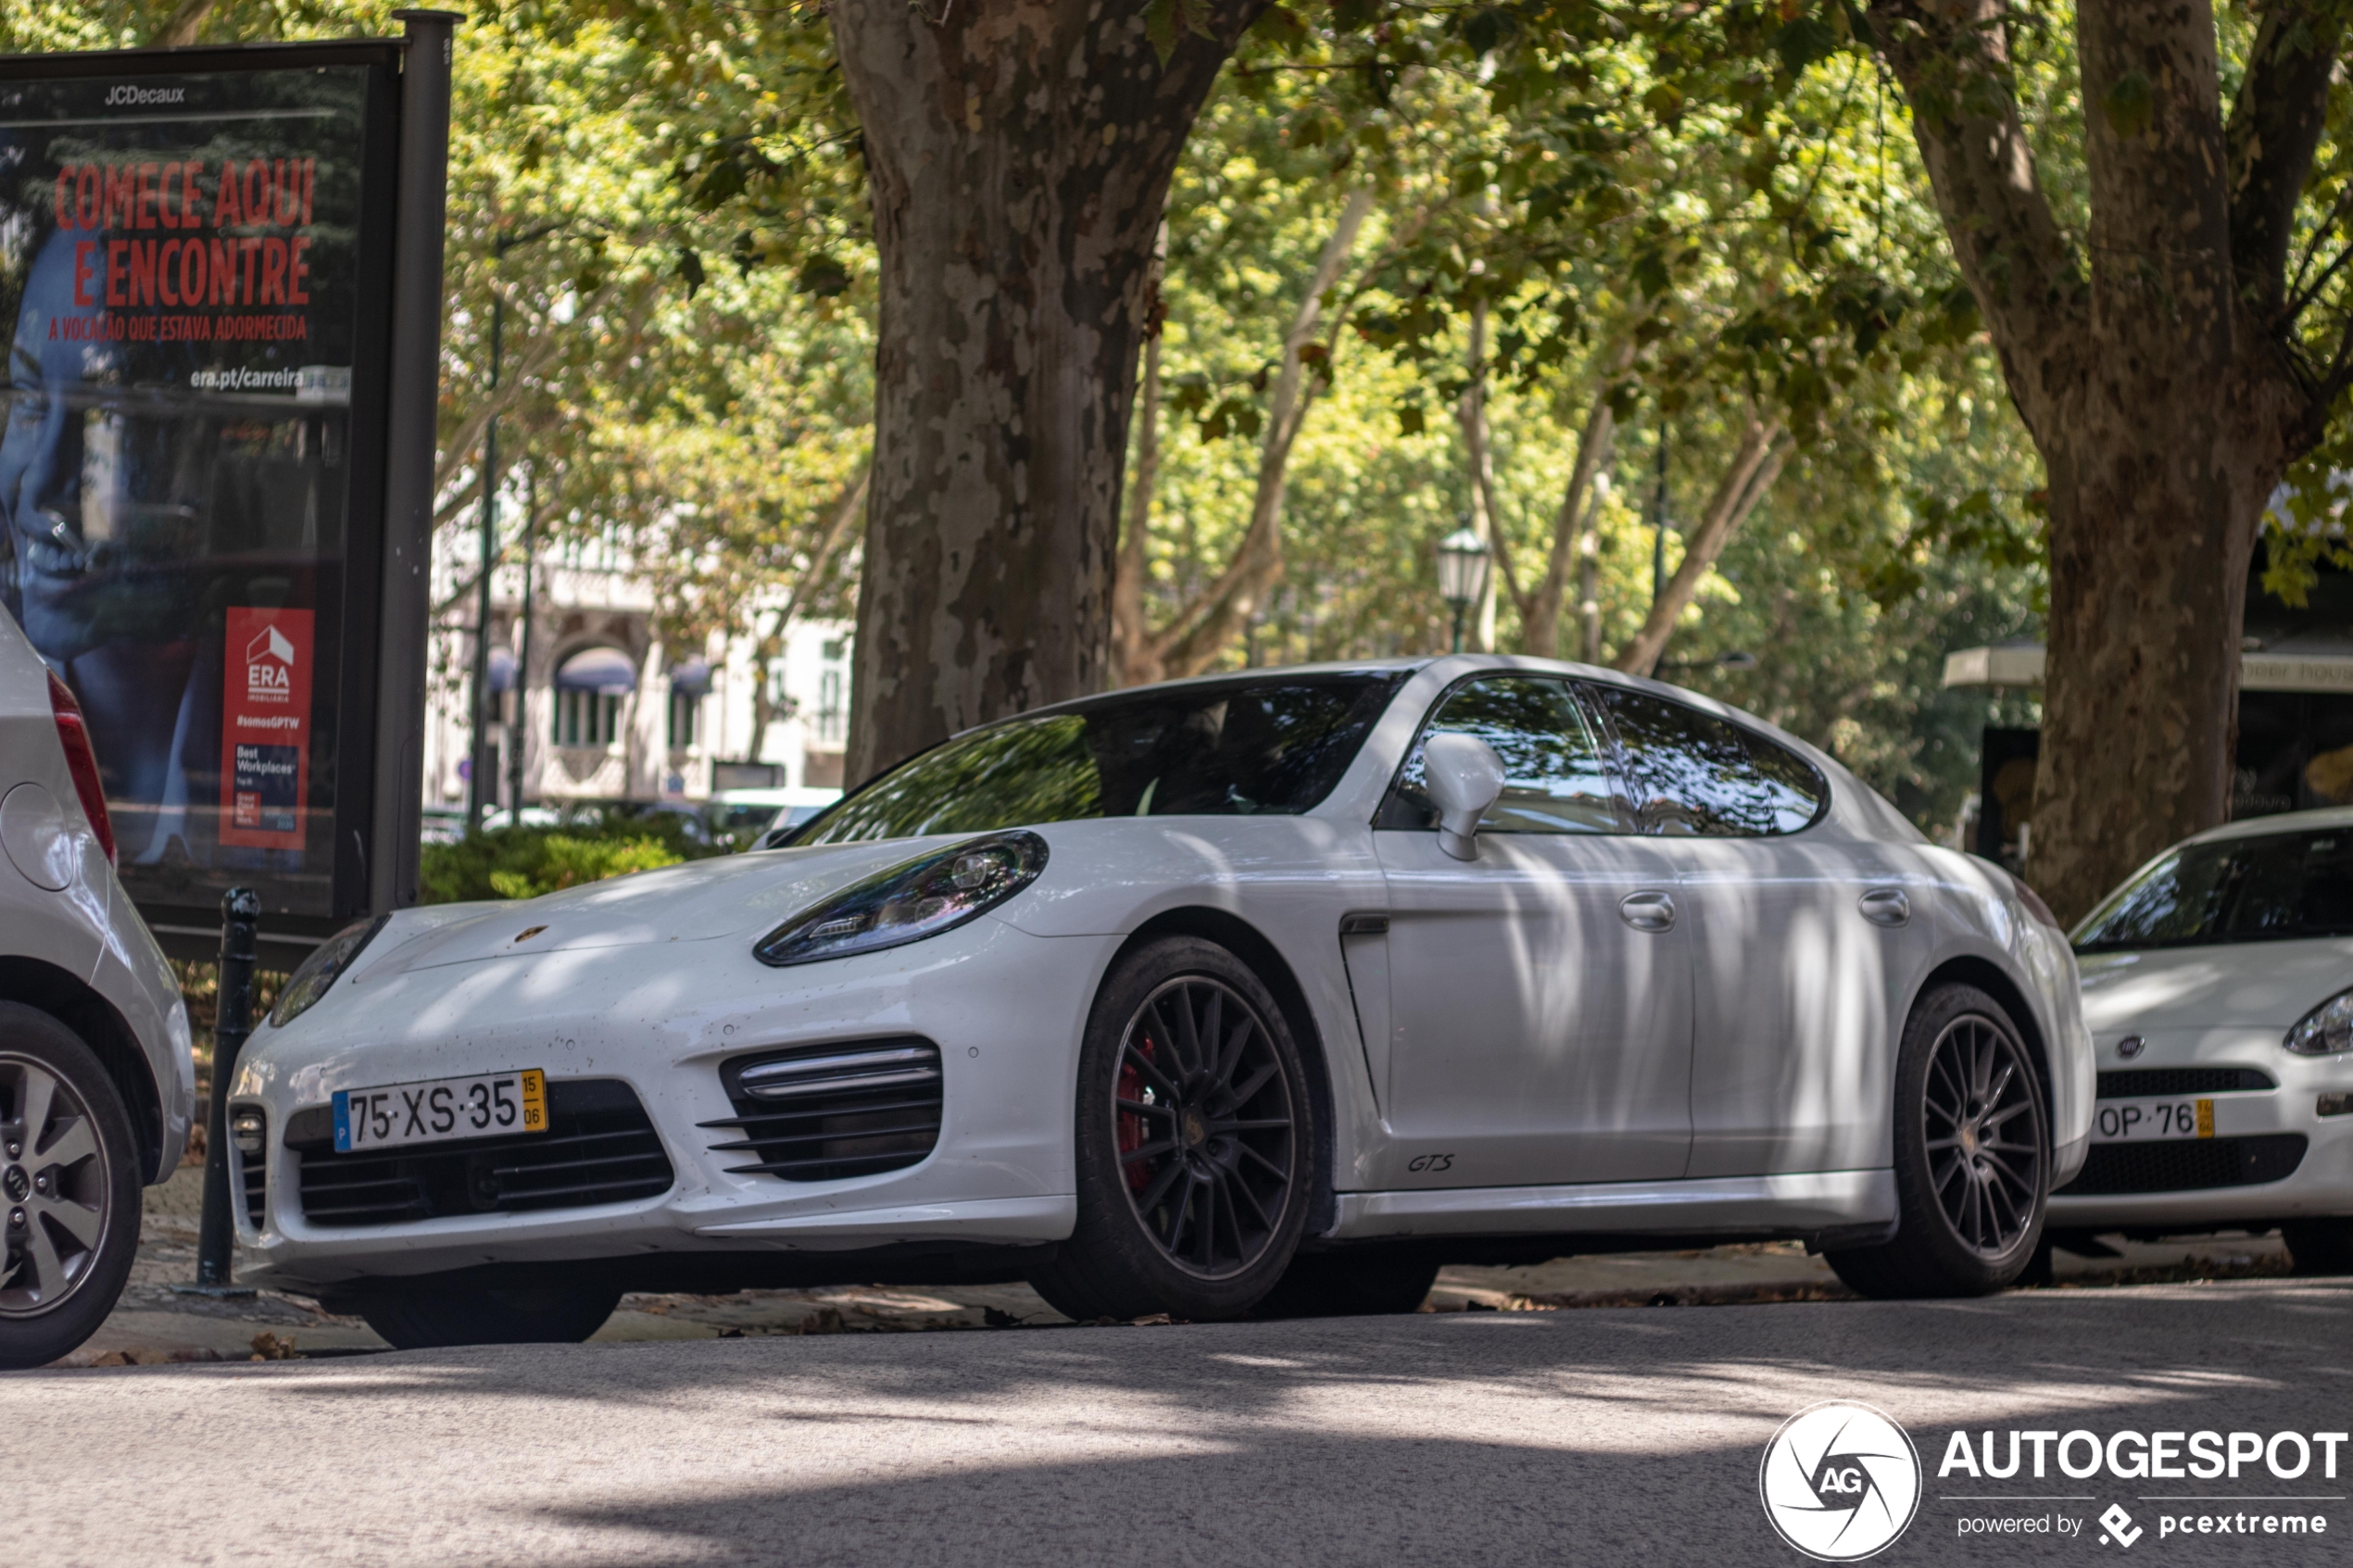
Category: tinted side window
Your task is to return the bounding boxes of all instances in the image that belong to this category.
[2073,830,2353,951]
[799,676,1400,844]
[1588,685,1825,836]
[1377,676,1629,834]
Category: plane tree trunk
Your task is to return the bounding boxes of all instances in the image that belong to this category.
[829,0,1268,782]
[1869,0,2342,919]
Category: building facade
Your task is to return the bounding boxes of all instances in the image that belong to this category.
[422,536,852,813]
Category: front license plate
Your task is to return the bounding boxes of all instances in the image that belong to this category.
[2091,1097,2213,1144]
[333,1069,547,1153]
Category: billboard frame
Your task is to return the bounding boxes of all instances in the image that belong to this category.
[0,32,425,964]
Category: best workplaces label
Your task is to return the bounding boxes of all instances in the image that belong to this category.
[1759,1404,2349,1556]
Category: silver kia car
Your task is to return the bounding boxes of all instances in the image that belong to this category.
[0,609,194,1368]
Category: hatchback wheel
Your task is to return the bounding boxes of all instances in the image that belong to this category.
[2283,1220,2353,1276]
[352,1284,623,1348]
[1027,936,1314,1323]
[0,1003,142,1371]
[1827,984,2048,1299]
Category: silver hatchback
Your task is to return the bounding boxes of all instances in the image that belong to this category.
[0,609,193,1367]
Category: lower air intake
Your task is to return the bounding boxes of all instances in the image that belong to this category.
[2057,1133,2309,1196]
[288,1078,673,1228]
[702,1037,944,1182]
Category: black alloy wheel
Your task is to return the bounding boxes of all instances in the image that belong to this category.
[1114,975,1297,1280]
[1828,983,2048,1299]
[1921,1011,2045,1255]
[0,1003,142,1371]
[2283,1220,2353,1276]
[1027,936,1315,1323]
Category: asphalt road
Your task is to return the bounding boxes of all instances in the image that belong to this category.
[11,1278,2353,1567]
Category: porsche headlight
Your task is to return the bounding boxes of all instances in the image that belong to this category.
[268,915,388,1028]
[2285,985,2353,1056]
[754,831,1048,969]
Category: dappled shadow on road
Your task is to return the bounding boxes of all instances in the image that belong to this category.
[214,1281,2353,1565]
[16,1284,2344,1562]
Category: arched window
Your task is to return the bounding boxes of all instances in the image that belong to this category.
[553,646,634,747]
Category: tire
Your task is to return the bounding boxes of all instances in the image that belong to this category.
[1026,936,1315,1323]
[2282,1220,2353,1276]
[1251,1246,1441,1319]
[0,1002,144,1371]
[354,1284,623,1348]
[1826,984,2049,1299]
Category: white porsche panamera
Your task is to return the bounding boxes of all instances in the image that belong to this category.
[231,655,2092,1345]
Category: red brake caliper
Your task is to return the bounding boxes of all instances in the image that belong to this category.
[1117,1035,1154,1192]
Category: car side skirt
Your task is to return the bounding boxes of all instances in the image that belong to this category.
[1327,1168,1896,1241]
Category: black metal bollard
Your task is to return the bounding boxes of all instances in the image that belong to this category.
[195,887,261,1288]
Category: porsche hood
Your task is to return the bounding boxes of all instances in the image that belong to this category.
[348,838,953,981]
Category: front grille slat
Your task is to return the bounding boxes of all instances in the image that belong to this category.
[713,1038,944,1184]
[295,1078,673,1228]
[2057,1133,2309,1195]
[2096,1067,2278,1097]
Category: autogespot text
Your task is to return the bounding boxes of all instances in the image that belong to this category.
[1938,1426,2347,1549]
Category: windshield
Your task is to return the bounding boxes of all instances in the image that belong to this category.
[791,672,1406,846]
[2072,828,2353,951]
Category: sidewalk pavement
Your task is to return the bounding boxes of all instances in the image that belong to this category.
[63,1164,2298,1364]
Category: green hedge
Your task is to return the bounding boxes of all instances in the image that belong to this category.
[420,816,725,904]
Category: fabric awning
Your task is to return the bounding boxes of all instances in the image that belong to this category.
[555,646,637,694]
[485,646,518,694]
[668,658,712,697]
[1944,641,2353,694]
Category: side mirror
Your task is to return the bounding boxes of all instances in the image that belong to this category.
[1422,733,1504,861]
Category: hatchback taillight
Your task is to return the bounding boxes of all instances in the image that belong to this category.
[45,671,116,867]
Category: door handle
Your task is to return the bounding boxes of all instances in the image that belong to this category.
[1619,890,1676,933]
[1858,887,1910,928]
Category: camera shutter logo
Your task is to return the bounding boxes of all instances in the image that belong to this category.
[1758,1400,1922,1561]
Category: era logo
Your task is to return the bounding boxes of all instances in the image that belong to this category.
[245,622,297,698]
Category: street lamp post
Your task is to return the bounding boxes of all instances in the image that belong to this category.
[468,289,502,835]
[469,224,563,835]
[1436,526,1491,655]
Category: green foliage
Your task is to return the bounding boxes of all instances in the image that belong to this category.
[1,0,2058,834]
[420,818,722,904]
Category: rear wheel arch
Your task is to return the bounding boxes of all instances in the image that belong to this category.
[1910,955,2055,1123]
[1114,907,1339,1237]
[0,957,164,1183]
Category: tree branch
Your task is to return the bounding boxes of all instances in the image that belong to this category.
[1868,0,2086,438]
[1147,186,1377,678]
[2225,0,2345,327]
[1613,420,1789,678]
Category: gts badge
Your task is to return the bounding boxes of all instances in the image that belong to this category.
[1407,1153,1455,1174]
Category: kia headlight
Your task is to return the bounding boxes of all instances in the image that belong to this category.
[2285,985,2353,1056]
[268,915,389,1028]
[754,831,1048,969]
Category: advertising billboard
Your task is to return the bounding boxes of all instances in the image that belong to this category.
[0,43,402,941]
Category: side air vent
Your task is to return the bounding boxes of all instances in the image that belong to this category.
[286,1078,673,1228]
[702,1037,944,1182]
[2095,1067,2277,1098]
